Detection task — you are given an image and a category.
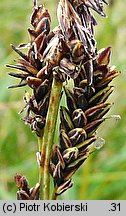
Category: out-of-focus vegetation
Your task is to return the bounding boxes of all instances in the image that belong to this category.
[0,0,126,200]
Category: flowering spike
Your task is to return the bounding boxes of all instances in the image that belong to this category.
[8,0,120,199]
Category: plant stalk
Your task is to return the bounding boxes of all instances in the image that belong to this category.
[38,132,44,199]
[40,77,62,199]
[50,185,58,200]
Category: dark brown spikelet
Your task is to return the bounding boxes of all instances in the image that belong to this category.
[50,49,120,196]
[49,0,120,196]
[57,0,108,86]
[7,2,54,136]
[15,173,40,200]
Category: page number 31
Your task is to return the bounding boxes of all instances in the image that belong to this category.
[109,203,121,212]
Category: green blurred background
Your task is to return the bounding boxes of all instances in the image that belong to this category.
[0,0,126,200]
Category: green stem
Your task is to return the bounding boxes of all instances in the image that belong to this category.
[39,125,48,199]
[39,166,44,199]
[40,77,62,200]
[38,132,43,152]
[38,133,44,199]
[50,185,58,200]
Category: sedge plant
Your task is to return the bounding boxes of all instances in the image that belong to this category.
[7,0,120,200]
